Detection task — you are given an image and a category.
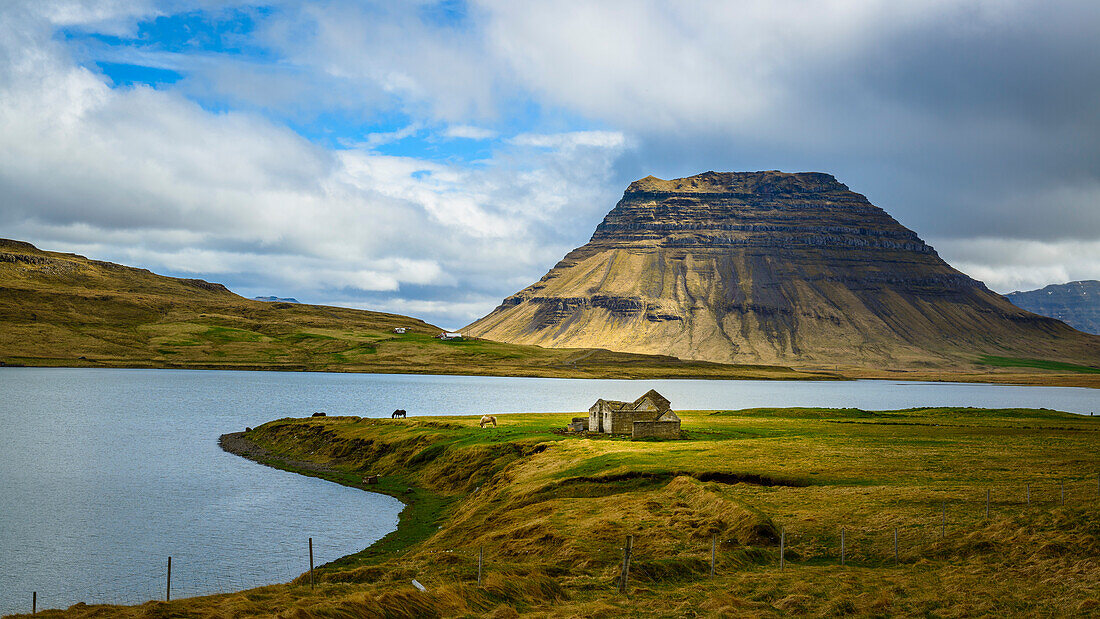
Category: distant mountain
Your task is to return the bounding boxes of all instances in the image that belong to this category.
[1005,281,1100,335]
[0,238,805,379]
[254,296,300,303]
[466,171,1100,369]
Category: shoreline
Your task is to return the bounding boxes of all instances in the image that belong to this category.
[217,431,448,569]
[4,362,1099,389]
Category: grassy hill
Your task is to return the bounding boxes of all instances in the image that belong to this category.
[25,406,1100,617]
[0,239,822,380]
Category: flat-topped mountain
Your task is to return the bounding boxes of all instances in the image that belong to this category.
[466,171,1100,368]
[1006,281,1100,335]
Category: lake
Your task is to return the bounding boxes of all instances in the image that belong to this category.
[0,367,1095,614]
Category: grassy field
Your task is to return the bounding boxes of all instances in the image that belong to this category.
[22,406,1100,617]
[977,354,1100,374]
[0,238,825,381]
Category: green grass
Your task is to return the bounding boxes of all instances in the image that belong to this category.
[978,354,1100,373]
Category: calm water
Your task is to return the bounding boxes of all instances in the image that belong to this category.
[1,368,1096,614]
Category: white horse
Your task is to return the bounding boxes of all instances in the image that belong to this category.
[479,415,497,428]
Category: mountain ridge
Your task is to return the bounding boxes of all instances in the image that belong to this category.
[0,238,817,380]
[1006,280,1100,335]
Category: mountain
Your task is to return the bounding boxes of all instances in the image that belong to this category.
[254,296,301,303]
[0,238,816,379]
[1006,281,1100,335]
[466,171,1100,369]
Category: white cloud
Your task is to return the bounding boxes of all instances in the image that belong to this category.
[443,125,497,140]
[0,1,631,327]
[936,237,1100,292]
[509,131,626,150]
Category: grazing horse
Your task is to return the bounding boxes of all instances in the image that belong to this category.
[392,409,407,419]
[479,415,497,428]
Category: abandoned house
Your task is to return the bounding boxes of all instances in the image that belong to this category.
[587,389,681,439]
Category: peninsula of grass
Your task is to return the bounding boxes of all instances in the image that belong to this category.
[27,406,1100,618]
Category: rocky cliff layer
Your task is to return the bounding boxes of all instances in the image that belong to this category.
[1006,281,1100,335]
[466,171,1100,367]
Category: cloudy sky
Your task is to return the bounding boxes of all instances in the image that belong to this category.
[2,0,1099,328]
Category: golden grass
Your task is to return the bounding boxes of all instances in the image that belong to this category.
[16,407,1100,618]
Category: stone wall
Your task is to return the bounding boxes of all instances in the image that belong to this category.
[608,411,638,434]
[589,404,604,433]
[632,419,681,439]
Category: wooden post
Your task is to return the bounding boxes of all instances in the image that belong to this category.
[894,528,899,565]
[780,530,785,569]
[309,538,315,589]
[32,591,36,615]
[618,535,633,593]
[710,533,716,577]
[840,528,846,565]
[1027,483,1031,506]
[166,556,172,602]
[941,504,946,539]
[986,489,990,519]
[478,547,483,586]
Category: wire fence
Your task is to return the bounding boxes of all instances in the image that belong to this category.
[8,538,323,616]
[10,475,1099,613]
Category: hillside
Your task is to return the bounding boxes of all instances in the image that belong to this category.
[466,171,1100,371]
[1006,280,1100,335]
[0,239,819,380]
[22,407,1100,617]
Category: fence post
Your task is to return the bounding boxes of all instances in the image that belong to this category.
[941,504,946,539]
[618,535,633,594]
[986,489,990,519]
[32,591,36,615]
[309,538,315,589]
[166,556,172,602]
[710,533,716,577]
[1027,483,1031,506]
[780,530,785,569]
[840,528,846,566]
[478,547,483,586]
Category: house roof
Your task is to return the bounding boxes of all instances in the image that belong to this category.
[634,389,671,412]
[656,410,680,422]
[593,391,673,414]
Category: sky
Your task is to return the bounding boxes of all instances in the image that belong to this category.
[2,0,1099,329]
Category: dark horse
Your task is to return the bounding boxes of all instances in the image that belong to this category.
[392,409,407,419]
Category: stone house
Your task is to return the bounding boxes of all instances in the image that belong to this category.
[588,389,681,439]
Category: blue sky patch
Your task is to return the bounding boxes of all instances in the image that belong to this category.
[95,61,182,87]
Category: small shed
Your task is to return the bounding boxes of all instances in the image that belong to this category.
[437,332,463,340]
[587,389,681,439]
